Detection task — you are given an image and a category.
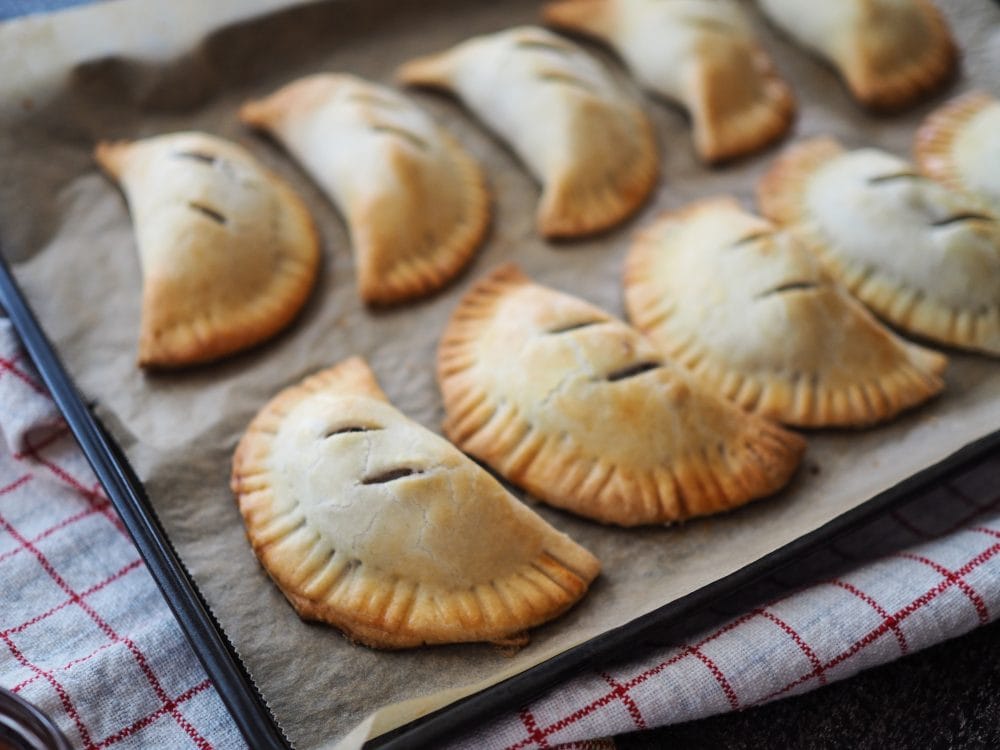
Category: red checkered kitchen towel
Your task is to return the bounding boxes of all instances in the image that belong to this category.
[1,318,998,750]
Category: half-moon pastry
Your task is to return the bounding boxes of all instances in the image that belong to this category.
[624,197,947,427]
[915,91,1000,218]
[759,137,1000,356]
[542,0,795,163]
[240,74,489,305]
[398,26,659,238]
[756,0,956,111]
[231,356,600,649]
[95,131,319,368]
[438,264,806,526]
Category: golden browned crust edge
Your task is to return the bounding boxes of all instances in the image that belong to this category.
[914,90,995,194]
[232,356,599,649]
[756,136,844,225]
[623,198,948,427]
[438,264,807,526]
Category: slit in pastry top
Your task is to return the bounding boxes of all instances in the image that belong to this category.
[240,73,490,305]
[624,196,948,427]
[437,264,806,526]
[94,131,319,368]
[542,0,795,163]
[398,26,659,239]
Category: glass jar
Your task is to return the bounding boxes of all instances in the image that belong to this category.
[0,687,71,750]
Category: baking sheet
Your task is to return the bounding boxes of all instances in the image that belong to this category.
[1,1,998,747]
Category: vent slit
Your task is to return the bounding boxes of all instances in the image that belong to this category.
[756,281,820,299]
[370,124,428,150]
[324,426,380,438]
[536,72,594,93]
[606,361,662,382]
[548,320,602,335]
[930,212,993,227]
[516,39,573,55]
[187,202,227,225]
[731,232,768,248]
[175,150,217,165]
[362,468,421,485]
[868,172,921,184]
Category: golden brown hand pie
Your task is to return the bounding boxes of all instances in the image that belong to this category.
[231,357,600,649]
[542,0,795,163]
[398,26,659,238]
[756,0,956,111]
[624,197,947,427]
[916,91,1000,218]
[240,74,489,305]
[95,131,319,368]
[759,138,1000,356]
[438,265,806,527]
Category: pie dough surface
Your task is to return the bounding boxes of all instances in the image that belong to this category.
[231,356,600,649]
[542,0,795,163]
[95,131,319,368]
[756,0,956,111]
[438,264,806,526]
[624,197,948,427]
[240,74,489,305]
[758,137,1000,356]
[916,91,1000,219]
[398,26,659,238]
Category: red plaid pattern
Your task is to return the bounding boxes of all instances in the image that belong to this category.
[2,317,999,750]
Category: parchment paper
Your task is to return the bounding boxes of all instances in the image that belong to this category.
[1,1,998,747]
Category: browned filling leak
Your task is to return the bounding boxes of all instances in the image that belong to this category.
[362,467,421,484]
[324,426,381,438]
[606,361,662,382]
[756,281,820,299]
[370,124,429,151]
[547,320,602,335]
[175,150,217,165]
[187,202,227,225]
[930,212,994,227]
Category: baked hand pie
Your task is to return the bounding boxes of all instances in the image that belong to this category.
[755,0,956,111]
[624,197,948,427]
[542,0,795,163]
[95,131,319,368]
[758,137,1000,356]
[240,74,489,305]
[438,265,806,527]
[916,91,1000,219]
[231,357,600,649]
[397,26,659,238]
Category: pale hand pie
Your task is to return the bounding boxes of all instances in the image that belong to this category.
[624,197,948,427]
[240,74,489,305]
[756,0,956,111]
[231,356,600,649]
[542,0,795,163]
[759,138,1000,356]
[95,131,319,369]
[916,91,1000,219]
[438,264,806,527]
[398,26,659,238]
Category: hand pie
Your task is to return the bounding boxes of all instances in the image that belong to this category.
[95,131,319,368]
[624,197,948,427]
[916,91,1000,218]
[542,0,795,163]
[231,357,600,649]
[398,26,659,238]
[756,0,956,111]
[758,138,1000,356]
[240,74,489,305]
[438,265,806,526]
